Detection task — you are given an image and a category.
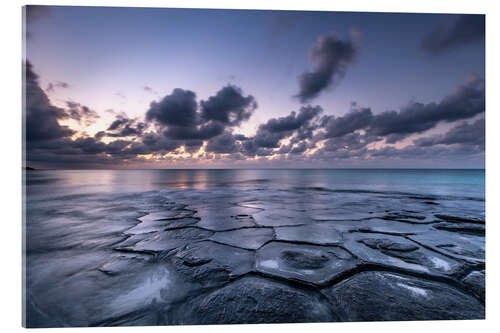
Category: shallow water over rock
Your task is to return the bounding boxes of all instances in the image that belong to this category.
[25,169,485,326]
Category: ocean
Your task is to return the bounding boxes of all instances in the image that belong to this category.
[23,169,485,326]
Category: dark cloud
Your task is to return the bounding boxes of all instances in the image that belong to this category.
[242,106,322,155]
[24,61,75,142]
[94,131,106,140]
[141,133,182,152]
[296,32,359,103]
[25,58,485,168]
[422,15,485,55]
[146,86,254,141]
[46,81,70,92]
[65,101,100,126]
[289,141,308,154]
[321,132,374,152]
[233,134,249,141]
[146,88,198,127]
[163,122,225,141]
[25,5,51,39]
[367,74,485,141]
[106,114,146,137]
[261,105,322,133]
[413,118,485,147]
[184,140,204,153]
[205,131,241,154]
[200,85,257,126]
[313,74,484,146]
[322,106,373,138]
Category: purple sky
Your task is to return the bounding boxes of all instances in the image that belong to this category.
[24,6,485,169]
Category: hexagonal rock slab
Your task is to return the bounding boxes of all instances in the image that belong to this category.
[379,211,435,224]
[274,223,342,245]
[344,232,462,276]
[172,276,336,324]
[252,209,312,227]
[322,271,484,321]
[117,228,213,254]
[408,230,484,264]
[462,270,485,300]
[256,241,358,285]
[209,227,274,250]
[126,215,199,235]
[195,214,257,231]
[348,218,431,235]
[171,240,254,287]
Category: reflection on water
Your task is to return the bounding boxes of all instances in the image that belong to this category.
[26,169,485,199]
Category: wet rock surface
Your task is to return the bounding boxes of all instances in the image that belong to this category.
[171,276,336,324]
[462,270,485,300]
[256,242,358,285]
[322,271,484,321]
[26,181,485,327]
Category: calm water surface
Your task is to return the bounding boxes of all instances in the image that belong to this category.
[26,169,485,199]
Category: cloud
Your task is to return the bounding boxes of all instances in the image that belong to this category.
[143,86,158,94]
[321,132,374,152]
[146,85,255,141]
[24,61,75,142]
[65,101,100,126]
[146,88,198,127]
[163,121,225,140]
[322,106,373,138]
[200,85,257,126]
[25,5,51,39]
[141,133,182,152]
[366,73,484,141]
[46,81,70,92]
[205,131,241,154]
[106,114,146,137]
[413,118,485,147]
[296,32,359,102]
[242,105,323,155]
[422,14,485,55]
[25,61,485,168]
[261,105,322,133]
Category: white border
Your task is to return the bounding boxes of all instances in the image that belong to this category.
[2,1,498,332]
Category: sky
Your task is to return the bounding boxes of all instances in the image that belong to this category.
[24,6,485,169]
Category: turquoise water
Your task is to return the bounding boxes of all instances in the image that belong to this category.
[26,169,485,200]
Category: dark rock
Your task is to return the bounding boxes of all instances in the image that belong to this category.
[344,233,461,275]
[408,231,484,264]
[322,271,484,321]
[281,250,330,269]
[434,214,485,224]
[196,214,256,231]
[171,240,254,287]
[173,276,336,324]
[462,270,485,300]
[433,222,485,236]
[117,228,213,254]
[252,209,310,227]
[209,227,274,250]
[256,242,358,285]
[275,223,342,245]
[380,212,433,224]
[359,238,419,252]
